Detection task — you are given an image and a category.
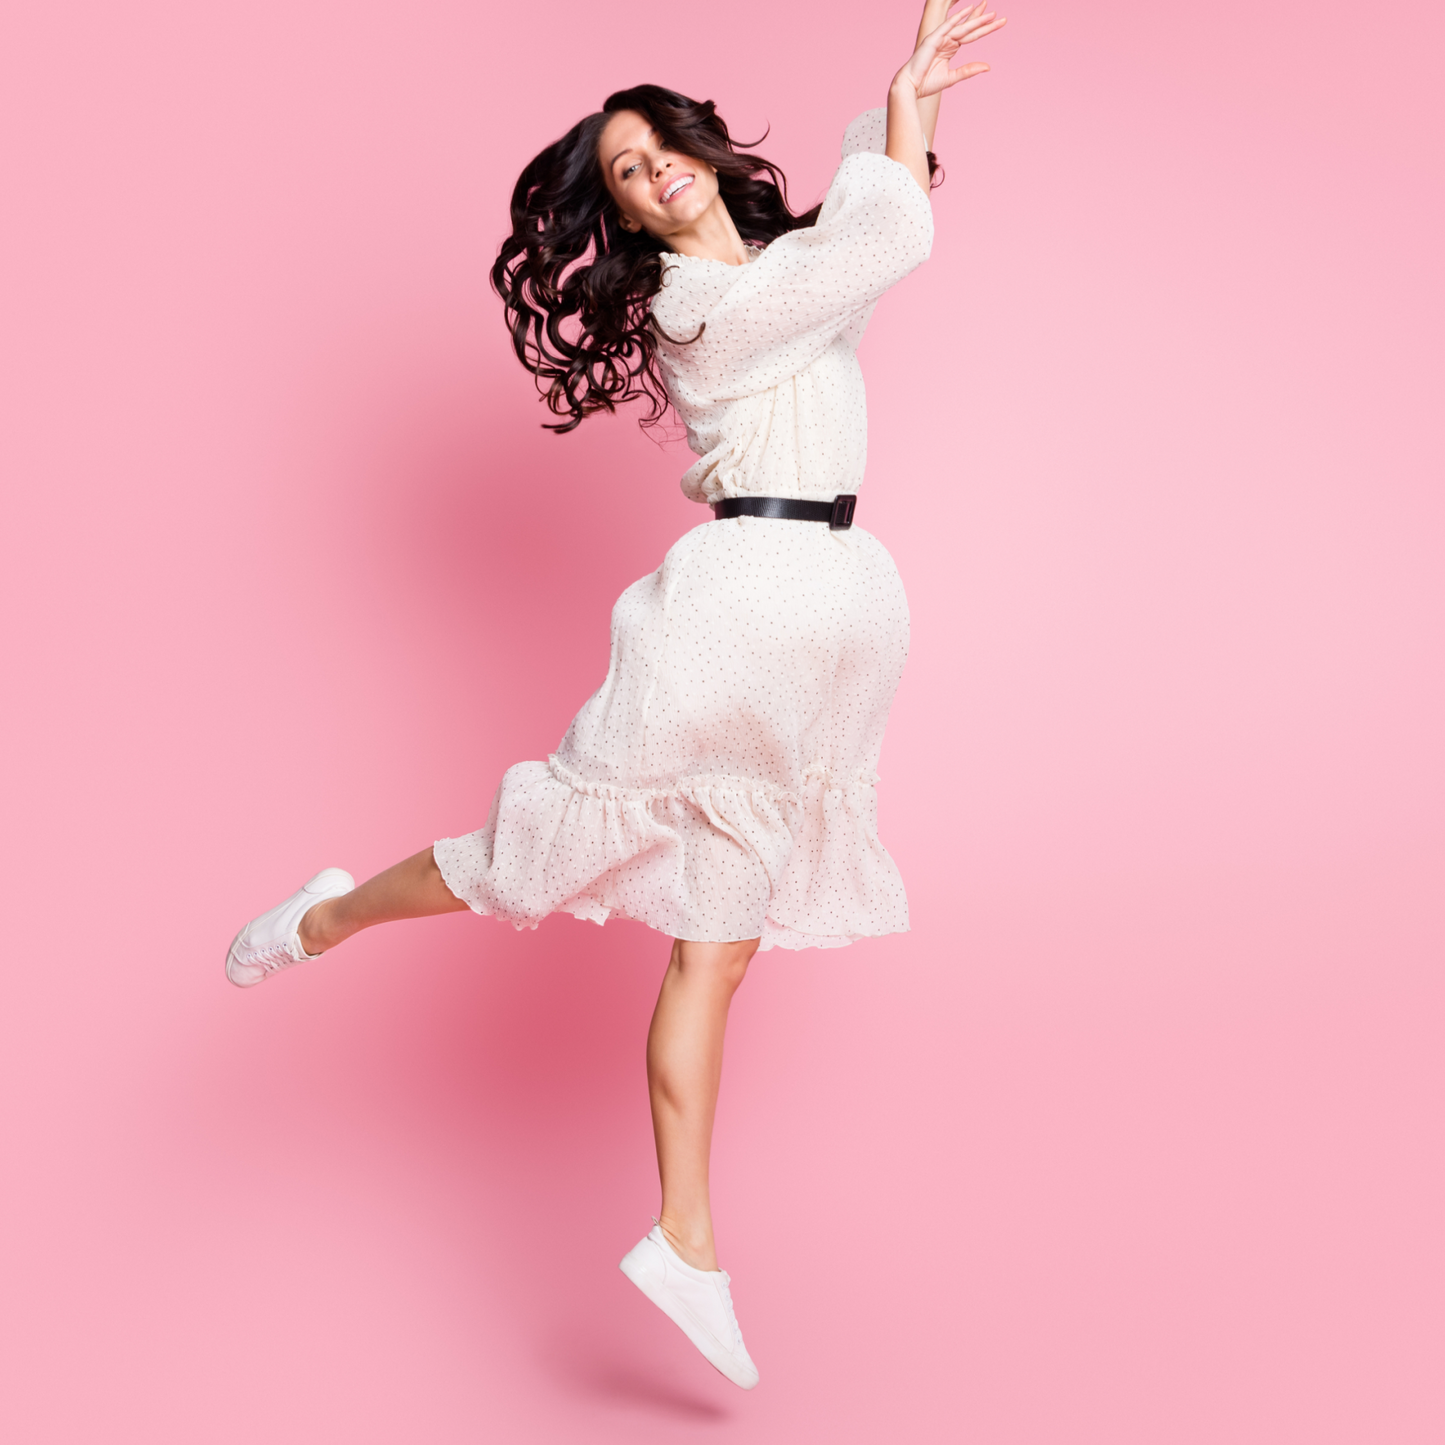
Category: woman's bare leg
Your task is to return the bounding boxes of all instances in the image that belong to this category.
[304,875,754,1271]
[298,847,468,954]
[647,936,759,1272]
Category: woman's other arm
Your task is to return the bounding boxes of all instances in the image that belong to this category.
[887,1,1006,193]
[913,0,951,150]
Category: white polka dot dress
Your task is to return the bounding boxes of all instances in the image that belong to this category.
[435,111,933,949]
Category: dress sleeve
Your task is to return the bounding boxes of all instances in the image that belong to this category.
[654,114,933,406]
[840,107,888,159]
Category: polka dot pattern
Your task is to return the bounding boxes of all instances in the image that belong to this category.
[434,112,927,950]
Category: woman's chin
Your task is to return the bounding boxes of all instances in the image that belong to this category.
[658,198,711,234]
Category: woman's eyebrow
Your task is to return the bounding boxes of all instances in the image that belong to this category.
[609,130,656,171]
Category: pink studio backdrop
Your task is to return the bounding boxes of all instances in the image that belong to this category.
[2,2,1441,1441]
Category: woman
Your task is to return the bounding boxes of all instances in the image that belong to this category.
[225,0,1005,1390]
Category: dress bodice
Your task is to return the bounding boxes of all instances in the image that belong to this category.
[650,110,934,505]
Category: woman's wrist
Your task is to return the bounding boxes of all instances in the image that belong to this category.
[889,70,921,102]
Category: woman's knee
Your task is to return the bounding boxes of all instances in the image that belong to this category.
[674,936,759,991]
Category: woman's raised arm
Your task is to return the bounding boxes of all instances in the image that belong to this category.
[913,0,952,150]
[887,1,1006,193]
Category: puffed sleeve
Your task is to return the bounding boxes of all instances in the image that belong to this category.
[653,114,933,407]
[840,107,888,158]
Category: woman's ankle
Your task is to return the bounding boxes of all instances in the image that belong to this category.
[298,899,339,956]
[658,1214,718,1272]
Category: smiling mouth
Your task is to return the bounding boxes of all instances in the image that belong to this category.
[660,175,694,203]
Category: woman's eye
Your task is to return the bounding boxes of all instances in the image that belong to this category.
[622,162,640,179]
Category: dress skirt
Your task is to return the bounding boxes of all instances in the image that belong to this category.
[433,512,910,951]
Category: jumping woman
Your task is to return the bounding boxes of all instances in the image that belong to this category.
[225,0,1006,1390]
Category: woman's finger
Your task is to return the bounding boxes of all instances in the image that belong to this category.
[927,8,988,47]
[957,17,1007,44]
[943,61,992,86]
[934,14,998,52]
[948,4,993,28]
[949,7,1005,36]
[915,58,991,97]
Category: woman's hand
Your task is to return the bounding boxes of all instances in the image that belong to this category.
[901,1,1006,99]
[887,2,1006,192]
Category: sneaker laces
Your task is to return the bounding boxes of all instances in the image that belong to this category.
[715,1273,745,1350]
[249,940,300,974]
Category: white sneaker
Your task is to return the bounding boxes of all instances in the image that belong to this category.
[619,1225,759,1390]
[225,868,355,987]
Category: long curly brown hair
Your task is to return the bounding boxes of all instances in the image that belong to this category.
[492,84,939,434]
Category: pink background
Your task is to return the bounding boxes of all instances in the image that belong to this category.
[2,1,1442,1440]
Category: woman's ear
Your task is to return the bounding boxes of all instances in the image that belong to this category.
[618,212,641,232]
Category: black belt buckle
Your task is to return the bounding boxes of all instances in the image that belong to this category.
[829,494,857,531]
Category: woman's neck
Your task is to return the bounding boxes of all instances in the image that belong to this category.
[662,194,752,266]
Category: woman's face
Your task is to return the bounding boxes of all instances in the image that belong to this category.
[598,109,720,242]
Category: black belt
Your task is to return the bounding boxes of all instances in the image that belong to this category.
[710,494,857,530]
